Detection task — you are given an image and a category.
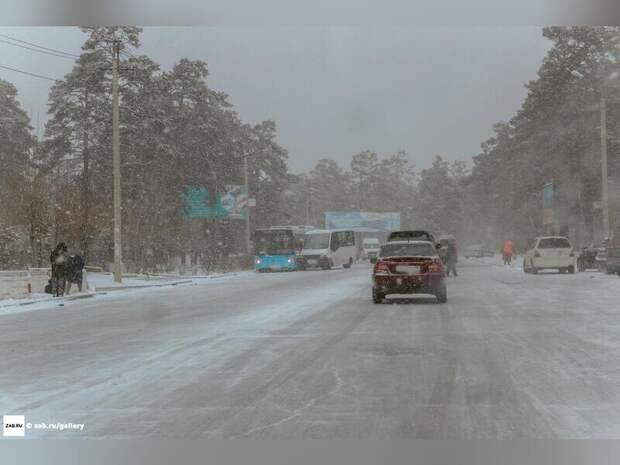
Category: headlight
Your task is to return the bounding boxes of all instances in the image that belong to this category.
[287,258,293,263]
[256,259,261,264]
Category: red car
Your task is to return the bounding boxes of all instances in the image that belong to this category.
[372,240,447,303]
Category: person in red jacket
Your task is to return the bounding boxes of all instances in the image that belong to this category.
[502,240,514,265]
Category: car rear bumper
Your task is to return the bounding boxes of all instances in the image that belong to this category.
[532,257,575,269]
[373,273,444,295]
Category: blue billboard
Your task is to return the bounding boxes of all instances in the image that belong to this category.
[542,182,553,209]
[325,212,400,231]
[542,182,554,227]
[184,185,248,219]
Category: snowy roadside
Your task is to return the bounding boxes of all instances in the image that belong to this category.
[0,270,250,316]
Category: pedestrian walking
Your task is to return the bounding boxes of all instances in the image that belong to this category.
[502,240,514,265]
[446,241,458,277]
[50,242,68,297]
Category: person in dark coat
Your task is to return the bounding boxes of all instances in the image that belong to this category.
[65,253,85,295]
[446,241,458,277]
[50,242,68,297]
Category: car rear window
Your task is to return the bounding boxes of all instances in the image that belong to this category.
[380,243,436,257]
[388,231,434,242]
[538,238,571,249]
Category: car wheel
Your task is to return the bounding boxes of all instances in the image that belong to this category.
[559,268,566,274]
[343,257,353,269]
[523,260,530,273]
[531,262,538,274]
[435,286,447,303]
[568,265,575,274]
[372,288,384,304]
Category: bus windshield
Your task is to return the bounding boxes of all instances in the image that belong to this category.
[254,230,297,255]
[303,233,330,250]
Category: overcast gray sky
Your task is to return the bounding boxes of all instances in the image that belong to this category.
[0,26,550,173]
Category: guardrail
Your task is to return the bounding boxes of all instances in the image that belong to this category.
[0,266,98,299]
[0,268,50,299]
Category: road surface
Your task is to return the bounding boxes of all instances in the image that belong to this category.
[2,259,620,438]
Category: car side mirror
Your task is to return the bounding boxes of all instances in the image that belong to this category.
[370,257,377,264]
[435,243,442,250]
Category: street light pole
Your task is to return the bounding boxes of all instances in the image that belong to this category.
[571,69,613,240]
[600,95,610,239]
[112,38,123,283]
[243,154,251,255]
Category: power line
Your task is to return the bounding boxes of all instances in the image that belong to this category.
[0,38,77,61]
[0,32,79,58]
[0,64,57,81]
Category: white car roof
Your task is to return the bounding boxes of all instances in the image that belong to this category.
[535,236,571,240]
[382,240,434,246]
[305,229,353,234]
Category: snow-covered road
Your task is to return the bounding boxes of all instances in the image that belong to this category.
[2,259,620,438]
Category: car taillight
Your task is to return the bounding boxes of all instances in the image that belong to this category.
[374,260,390,275]
[428,260,443,273]
[534,250,541,258]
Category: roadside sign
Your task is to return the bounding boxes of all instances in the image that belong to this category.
[184,185,248,219]
[247,198,256,207]
[325,212,400,230]
[542,183,553,209]
[542,183,554,226]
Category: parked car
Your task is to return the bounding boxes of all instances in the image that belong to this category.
[523,236,576,274]
[372,240,447,303]
[576,245,599,272]
[298,229,357,270]
[362,237,381,262]
[604,232,620,276]
[596,239,608,272]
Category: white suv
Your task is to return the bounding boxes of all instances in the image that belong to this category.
[362,238,381,261]
[523,236,576,274]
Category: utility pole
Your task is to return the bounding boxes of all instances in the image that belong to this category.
[243,154,251,254]
[112,38,122,283]
[600,95,610,239]
[306,184,313,225]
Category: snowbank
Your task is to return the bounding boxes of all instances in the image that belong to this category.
[0,270,249,316]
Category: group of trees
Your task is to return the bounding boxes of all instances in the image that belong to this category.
[3,26,619,271]
[286,27,620,251]
[282,152,466,239]
[465,26,620,251]
[0,27,290,271]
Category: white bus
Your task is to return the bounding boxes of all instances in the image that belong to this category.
[298,229,357,270]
